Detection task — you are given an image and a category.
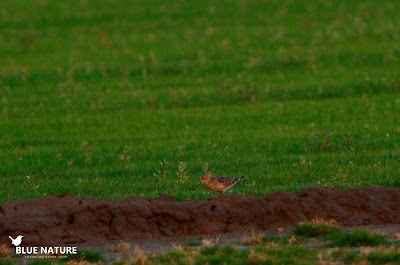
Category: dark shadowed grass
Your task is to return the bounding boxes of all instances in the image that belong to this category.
[184,241,203,247]
[1,0,400,203]
[292,222,388,248]
[292,222,340,239]
[0,259,13,265]
[153,244,316,265]
[368,252,400,265]
[5,228,400,264]
[327,229,388,248]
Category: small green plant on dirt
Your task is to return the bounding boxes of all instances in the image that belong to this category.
[176,161,188,183]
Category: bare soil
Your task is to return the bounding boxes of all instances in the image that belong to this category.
[2,186,400,247]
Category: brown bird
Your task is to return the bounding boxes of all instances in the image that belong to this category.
[198,175,246,192]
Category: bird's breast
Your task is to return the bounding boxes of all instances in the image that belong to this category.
[207,181,229,191]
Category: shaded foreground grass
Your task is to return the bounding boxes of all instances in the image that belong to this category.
[1,0,400,203]
[2,222,400,264]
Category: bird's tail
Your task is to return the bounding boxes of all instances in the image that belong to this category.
[8,236,14,241]
[239,176,246,181]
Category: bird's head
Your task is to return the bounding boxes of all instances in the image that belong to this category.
[198,175,211,187]
[17,235,24,239]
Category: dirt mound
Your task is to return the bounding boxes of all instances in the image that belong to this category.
[1,186,400,246]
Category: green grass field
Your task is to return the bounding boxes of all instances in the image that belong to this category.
[1,0,400,203]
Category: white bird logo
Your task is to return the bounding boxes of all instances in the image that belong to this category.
[9,235,24,247]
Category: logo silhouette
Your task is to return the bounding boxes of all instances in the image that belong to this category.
[9,235,23,247]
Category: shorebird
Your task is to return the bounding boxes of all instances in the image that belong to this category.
[198,175,246,193]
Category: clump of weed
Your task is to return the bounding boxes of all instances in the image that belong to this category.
[0,244,11,258]
[176,161,188,183]
[112,241,131,254]
[310,127,334,152]
[242,231,265,245]
[367,251,400,265]
[292,220,339,238]
[202,162,212,176]
[257,245,316,264]
[327,229,387,247]
[248,248,268,263]
[165,250,185,260]
[133,246,149,265]
[184,241,202,247]
[24,175,40,196]
[261,234,293,246]
[201,237,216,247]
[331,249,361,264]
[343,251,360,264]
[119,146,131,163]
[200,246,219,256]
[154,158,169,180]
[82,141,90,162]
[221,245,235,255]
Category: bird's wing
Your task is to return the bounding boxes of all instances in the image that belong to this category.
[213,176,237,186]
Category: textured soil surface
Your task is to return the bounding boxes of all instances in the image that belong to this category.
[2,186,400,246]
